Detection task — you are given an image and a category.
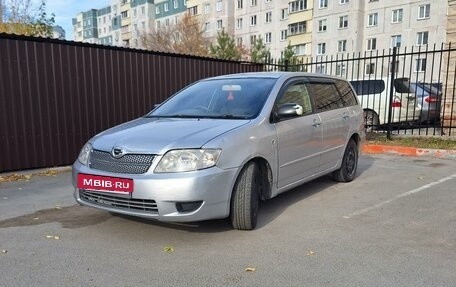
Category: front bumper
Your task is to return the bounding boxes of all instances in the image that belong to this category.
[72,161,238,222]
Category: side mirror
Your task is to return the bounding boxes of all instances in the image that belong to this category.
[277,103,303,119]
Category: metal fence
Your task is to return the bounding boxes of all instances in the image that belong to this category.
[0,33,262,172]
[1,33,455,173]
[265,44,456,139]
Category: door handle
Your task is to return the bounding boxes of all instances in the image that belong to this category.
[312,119,321,127]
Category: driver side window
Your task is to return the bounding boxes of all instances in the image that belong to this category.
[277,82,313,115]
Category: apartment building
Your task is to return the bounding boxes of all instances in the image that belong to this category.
[287,0,314,60]
[312,0,447,79]
[73,0,166,48]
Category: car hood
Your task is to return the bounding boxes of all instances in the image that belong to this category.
[91,117,250,155]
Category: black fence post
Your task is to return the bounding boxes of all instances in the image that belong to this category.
[284,59,289,71]
[387,47,397,140]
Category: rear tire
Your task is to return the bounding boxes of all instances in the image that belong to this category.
[333,140,358,182]
[230,162,260,230]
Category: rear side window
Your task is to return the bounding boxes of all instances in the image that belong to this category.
[335,80,359,106]
[350,80,385,95]
[307,82,344,112]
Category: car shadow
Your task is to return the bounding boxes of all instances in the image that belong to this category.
[113,155,376,232]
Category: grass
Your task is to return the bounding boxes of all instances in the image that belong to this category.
[366,133,456,150]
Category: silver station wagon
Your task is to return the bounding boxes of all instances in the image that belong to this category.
[73,72,365,230]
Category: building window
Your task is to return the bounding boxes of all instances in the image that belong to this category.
[265,32,272,43]
[121,25,129,33]
[316,65,326,74]
[141,6,145,15]
[318,19,327,32]
[216,19,223,30]
[133,8,137,17]
[236,37,243,46]
[392,9,403,23]
[418,4,430,20]
[133,24,137,31]
[416,58,426,72]
[391,35,402,48]
[121,11,128,18]
[236,18,243,29]
[156,6,160,14]
[265,0,271,2]
[340,0,348,4]
[156,20,161,29]
[265,12,272,23]
[237,0,243,9]
[188,6,198,15]
[165,18,170,26]
[339,15,348,29]
[295,44,306,55]
[367,13,378,27]
[204,3,210,14]
[250,15,257,26]
[367,38,377,50]
[338,40,347,53]
[281,8,288,20]
[289,0,307,13]
[317,43,326,55]
[216,0,222,11]
[250,35,257,45]
[289,21,306,35]
[142,21,146,29]
[336,64,346,77]
[164,3,169,11]
[251,0,257,6]
[280,29,287,41]
[174,0,179,9]
[417,31,429,46]
[204,22,210,32]
[319,0,328,9]
[365,63,375,75]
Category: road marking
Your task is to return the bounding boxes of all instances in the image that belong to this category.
[343,173,456,219]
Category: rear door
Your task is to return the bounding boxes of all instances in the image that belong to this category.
[306,79,350,172]
[274,80,323,191]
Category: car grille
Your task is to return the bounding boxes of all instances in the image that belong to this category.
[79,190,158,213]
[89,149,155,174]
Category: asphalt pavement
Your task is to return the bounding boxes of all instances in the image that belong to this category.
[1,154,456,287]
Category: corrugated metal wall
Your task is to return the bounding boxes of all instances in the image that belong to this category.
[0,34,263,172]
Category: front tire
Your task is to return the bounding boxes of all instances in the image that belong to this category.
[230,162,260,230]
[333,139,358,182]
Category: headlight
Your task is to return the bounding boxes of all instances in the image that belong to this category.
[78,142,92,166]
[155,149,221,173]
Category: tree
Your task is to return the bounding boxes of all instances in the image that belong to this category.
[209,29,242,61]
[279,42,300,71]
[140,12,209,56]
[0,0,55,37]
[250,37,271,64]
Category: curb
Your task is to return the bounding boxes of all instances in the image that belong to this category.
[362,144,456,159]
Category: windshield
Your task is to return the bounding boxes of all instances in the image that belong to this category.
[147,78,276,119]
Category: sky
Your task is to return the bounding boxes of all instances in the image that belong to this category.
[45,0,110,40]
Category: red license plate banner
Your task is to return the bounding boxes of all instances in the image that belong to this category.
[77,174,134,194]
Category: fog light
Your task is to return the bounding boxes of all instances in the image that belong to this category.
[176,201,203,213]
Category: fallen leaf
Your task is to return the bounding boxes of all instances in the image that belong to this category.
[37,170,59,177]
[163,246,175,253]
[1,250,7,254]
[33,217,40,220]
[245,267,256,272]
[45,235,60,240]
[55,205,62,210]
[0,173,32,182]
[24,174,32,180]
[306,251,316,256]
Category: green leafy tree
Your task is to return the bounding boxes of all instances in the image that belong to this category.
[209,29,242,61]
[250,37,271,64]
[279,42,301,71]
